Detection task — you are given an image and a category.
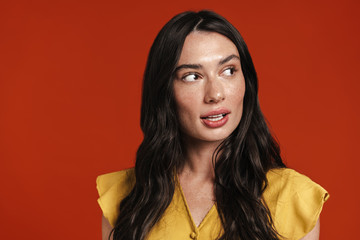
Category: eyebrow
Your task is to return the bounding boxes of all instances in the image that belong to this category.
[174,54,240,73]
[219,54,240,65]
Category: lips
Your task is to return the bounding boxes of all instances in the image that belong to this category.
[200,108,231,128]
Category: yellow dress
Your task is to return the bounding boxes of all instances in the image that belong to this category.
[96,168,329,240]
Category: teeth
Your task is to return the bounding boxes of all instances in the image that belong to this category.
[206,114,224,121]
[208,114,223,118]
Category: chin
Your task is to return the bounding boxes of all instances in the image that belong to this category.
[199,133,231,143]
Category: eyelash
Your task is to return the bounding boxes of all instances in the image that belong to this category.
[222,66,237,76]
[181,73,201,82]
[180,66,238,82]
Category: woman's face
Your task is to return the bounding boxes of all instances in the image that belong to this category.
[173,31,246,144]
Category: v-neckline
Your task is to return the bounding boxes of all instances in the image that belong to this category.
[176,174,216,229]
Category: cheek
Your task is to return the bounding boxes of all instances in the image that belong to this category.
[174,83,199,116]
[175,98,197,123]
[228,80,246,105]
[174,89,197,125]
[175,102,199,137]
[227,81,246,124]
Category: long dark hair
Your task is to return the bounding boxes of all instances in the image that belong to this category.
[112,10,285,240]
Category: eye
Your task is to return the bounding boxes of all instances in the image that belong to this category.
[222,67,236,76]
[182,73,200,82]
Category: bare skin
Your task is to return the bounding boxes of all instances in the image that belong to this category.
[174,31,321,239]
[177,140,218,227]
[175,31,244,227]
[300,219,320,240]
[101,215,319,240]
[102,215,113,240]
[101,31,321,240]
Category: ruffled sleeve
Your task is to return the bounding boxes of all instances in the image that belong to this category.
[264,168,329,240]
[96,168,135,227]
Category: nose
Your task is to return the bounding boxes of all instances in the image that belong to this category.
[204,78,225,103]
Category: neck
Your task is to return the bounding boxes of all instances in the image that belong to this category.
[179,138,222,181]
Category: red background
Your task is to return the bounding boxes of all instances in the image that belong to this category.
[1,0,359,239]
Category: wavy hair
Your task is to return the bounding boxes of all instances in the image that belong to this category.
[112,10,285,240]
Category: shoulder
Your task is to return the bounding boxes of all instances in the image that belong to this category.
[265,168,329,204]
[264,168,329,240]
[96,168,135,196]
[96,168,135,227]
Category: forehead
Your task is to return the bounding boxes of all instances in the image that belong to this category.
[177,31,239,64]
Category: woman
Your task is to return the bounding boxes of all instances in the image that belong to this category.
[96,10,329,240]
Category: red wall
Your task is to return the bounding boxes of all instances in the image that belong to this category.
[1,0,359,239]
